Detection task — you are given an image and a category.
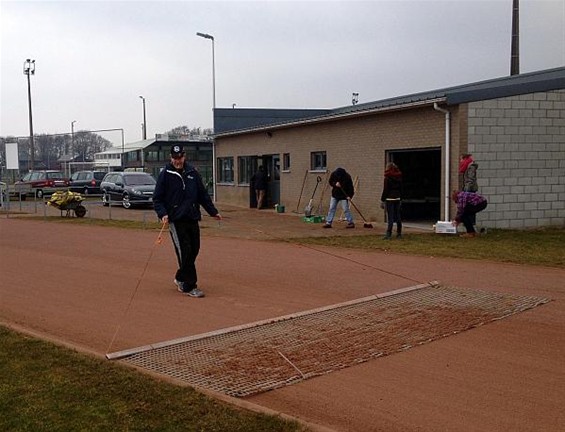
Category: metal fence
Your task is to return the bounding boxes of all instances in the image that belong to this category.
[0,184,158,226]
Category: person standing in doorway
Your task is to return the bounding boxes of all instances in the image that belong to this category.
[153,144,222,298]
[251,165,268,209]
[380,162,403,240]
[323,167,355,229]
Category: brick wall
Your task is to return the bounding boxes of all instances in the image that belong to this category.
[468,90,565,228]
[216,106,453,221]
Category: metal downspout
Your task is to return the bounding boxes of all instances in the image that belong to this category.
[433,103,451,221]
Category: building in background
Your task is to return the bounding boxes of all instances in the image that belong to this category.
[213,67,565,229]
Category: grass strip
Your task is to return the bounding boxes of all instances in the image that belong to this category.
[0,327,306,432]
[292,227,565,268]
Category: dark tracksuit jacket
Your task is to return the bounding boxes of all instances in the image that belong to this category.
[153,162,218,289]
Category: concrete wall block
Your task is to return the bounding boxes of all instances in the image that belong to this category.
[522,169,537,178]
[537,218,551,225]
[511,185,525,195]
[538,184,552,193]
[498,100,512,109]
[504,177,518,186]
[490,126,506,135]
[468,118,483,127]
[532,177,545,185]
[519,109,534,118]
[476,109,490,117]
[484,117,498,126]
[524,202,538,210]
[481,186,497,195]
[540,101,552,109]
[525,101,541,109]
[538,201,552,210]
[552,200,565,210]
[510,202,525,211]
[489,194,504,203]
[539,118,553,126]
[511,100,526,109]
[524,185,538,194]
[517,194,532,203]
[518,126,533,135]
[509,219,524,228]
[532,126,548,135]
[534,93,548,101]
[551,184,565,193]
[547,110,561,118]
[501,193,515,203]
[524,219,540,227]
[545,193,559,201]
[483,100,500,109]
[517,211,531,219]
[546,177,559,185]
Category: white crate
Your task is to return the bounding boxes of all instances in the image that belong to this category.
[434,221,457,234]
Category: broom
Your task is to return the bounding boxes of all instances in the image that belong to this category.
[339,186,373,228]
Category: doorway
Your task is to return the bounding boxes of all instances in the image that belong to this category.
[387,148,441,221]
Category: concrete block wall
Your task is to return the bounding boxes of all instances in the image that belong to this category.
[468,89,565,228]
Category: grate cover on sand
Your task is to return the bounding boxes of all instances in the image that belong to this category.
[113,284,549,397]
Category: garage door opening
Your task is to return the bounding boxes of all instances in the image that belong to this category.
[388,148,441,222]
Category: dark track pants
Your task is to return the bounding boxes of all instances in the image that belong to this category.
[169,220,200,289]
[461,201,487,233]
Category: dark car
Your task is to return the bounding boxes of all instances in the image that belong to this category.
[69,170,107,195]
[13,170,69,199]
[100,171,156,209]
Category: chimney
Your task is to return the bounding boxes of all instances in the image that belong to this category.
[511,0,520,75]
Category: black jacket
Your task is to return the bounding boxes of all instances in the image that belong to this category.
[251,169,268,190]
[329,168,354,200]
[153,162,218,222]
[381,171,403,201]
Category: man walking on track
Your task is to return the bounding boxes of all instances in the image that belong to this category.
[323,167,355,229]
[153,144,222,298]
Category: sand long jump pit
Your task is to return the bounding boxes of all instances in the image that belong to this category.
[107,282,549,397]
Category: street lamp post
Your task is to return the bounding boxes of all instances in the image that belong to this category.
[139,96,147,140]
[23,59,36,170]
[70,120,77,177]
[196,31,217,201]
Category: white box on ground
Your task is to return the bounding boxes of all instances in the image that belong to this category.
[434,221,457,234]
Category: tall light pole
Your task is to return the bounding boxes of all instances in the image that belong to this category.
[196,31,217,201]
[71,120,76,154]
[70,120,76,177]
[139,96,147,140]
[23,59,36,170]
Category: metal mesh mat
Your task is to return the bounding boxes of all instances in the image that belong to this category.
[117,285,549,397]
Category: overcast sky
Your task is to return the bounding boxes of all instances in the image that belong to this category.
[1,0,564,147]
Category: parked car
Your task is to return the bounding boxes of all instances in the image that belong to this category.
[69,170,107,195]
[100,171,156,209]
[13,170,70,199]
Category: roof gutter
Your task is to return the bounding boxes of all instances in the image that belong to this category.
[433,102,451,222]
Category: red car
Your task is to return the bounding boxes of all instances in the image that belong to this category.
[14,170,70,199]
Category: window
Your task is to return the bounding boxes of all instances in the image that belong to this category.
[283,153,291,171]
[238,156,254,184]
[217,157,234,183]
[146,151,159,161]
[310,151,326,171]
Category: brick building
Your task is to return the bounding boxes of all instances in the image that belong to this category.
[213,67,565,228]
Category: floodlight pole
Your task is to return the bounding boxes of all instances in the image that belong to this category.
[197,31,217,201]
[23,59,36,170]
